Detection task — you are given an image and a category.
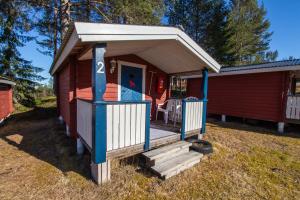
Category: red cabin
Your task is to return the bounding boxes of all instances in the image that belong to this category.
[186,60,300,133]
[50,22,221,183]
[0,77,15,123]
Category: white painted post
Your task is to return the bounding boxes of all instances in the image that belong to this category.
[198,133,203,140]
[66,125,70,136]
[221,114,226,122]
[58,116,64,124]
[91,160,111,184]
[77,138,84,155]
[278,122,285,134]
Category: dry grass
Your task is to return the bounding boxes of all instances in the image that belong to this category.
[0,98,299,200]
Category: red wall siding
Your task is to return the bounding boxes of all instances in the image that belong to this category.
[76,60,93,100]
[187,72,288,122]
[75,54,169,116]
[0,85,13,119]
[58,64,71,126]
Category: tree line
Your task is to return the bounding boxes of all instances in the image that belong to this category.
[0,0,278,106]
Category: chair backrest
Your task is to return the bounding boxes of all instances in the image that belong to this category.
[166,99,175,111]
[185,96,198,101]
[175,100,182,113]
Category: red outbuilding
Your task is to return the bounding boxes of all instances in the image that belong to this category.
[0,77,15,123]
[186,60,300,133]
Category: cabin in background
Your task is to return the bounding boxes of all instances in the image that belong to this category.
[185,60,300,133]
[50,22,221,184]
[0,77,15,124]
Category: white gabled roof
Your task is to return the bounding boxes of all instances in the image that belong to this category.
[0,77,16,86]
[50,22,221,75]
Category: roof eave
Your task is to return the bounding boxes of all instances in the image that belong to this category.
[0,79,16,86]
[181,64,300,79]
[49,22,221,75]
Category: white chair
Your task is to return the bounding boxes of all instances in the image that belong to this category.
[156,100,175,124]
[172,97,198,126]
[173,99,182,126]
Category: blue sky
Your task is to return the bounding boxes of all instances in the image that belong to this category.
[18,0,300,83]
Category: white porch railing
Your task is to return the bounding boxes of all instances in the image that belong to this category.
[106,103,146,151]
[182,100,203,133]
[286,96,300,120]
[76,99,150,153]
[77,99,93,148]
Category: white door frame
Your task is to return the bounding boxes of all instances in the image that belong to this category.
[117,60,146,101]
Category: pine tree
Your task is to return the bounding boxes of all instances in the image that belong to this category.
[108,0,165,25]
[34,0,165,57]
[166,0,228,63]
[0,0,44,106]
[225,0,276,65]
[34,0,61,58]
[202,0,229,63]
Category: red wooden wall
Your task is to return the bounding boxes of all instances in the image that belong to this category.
[0,84,14,119]
[187,71,289,122]
[57,63,71,126]
[56,54,169,137]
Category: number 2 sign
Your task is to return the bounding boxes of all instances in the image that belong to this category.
[97,61,104,73]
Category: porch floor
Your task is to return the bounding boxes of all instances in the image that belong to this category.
[150,120,181,140]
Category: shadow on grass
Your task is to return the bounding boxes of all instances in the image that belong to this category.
[0,104,91,181]
[207,116,300,139]
[119,154,157,178]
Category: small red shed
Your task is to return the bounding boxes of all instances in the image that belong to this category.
[185,60,300,133]
[0,77,15,123]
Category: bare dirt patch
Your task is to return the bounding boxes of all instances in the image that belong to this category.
[0,98,299,200]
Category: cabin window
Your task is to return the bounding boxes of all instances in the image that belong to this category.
[170,76,187,98]
[294,79,300,95]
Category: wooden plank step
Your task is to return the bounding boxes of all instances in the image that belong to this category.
[142,141,191,161]
[151,151,203,179]
[147,146,190,167]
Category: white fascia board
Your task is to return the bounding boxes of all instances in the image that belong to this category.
[176,37,220,73]
[0,79,16,86]
[181,65,300,79]
[50,30,79,75]
[78,34,178,42]
[74,22,182,35]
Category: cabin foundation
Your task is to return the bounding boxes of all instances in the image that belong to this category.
[77,138,84,155]
[58,116,64,124]
[91,160,111,184]
[278,122,285,134]
[221,114,226,122]
[66,125,70,136]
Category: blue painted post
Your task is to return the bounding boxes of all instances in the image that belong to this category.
[201,68,208,135]
[92,43,107,164]
[144,102,151,150]
[181,99,186,140]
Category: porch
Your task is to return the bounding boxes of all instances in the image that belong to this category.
[285,71,300,124]
[76,97,205,159]
[286,96,300,123]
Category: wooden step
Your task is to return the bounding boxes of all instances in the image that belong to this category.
[151,151,203,179]
[142,141,191,165]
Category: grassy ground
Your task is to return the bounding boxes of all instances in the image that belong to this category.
[0,98,299,200]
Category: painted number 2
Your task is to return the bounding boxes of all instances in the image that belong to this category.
[97,61,104,73]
